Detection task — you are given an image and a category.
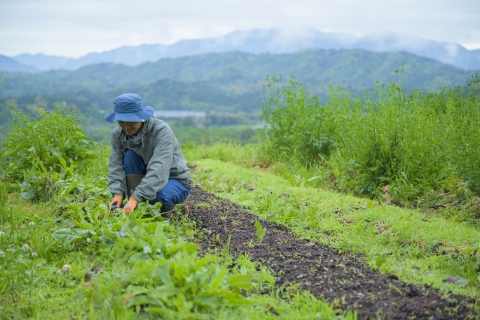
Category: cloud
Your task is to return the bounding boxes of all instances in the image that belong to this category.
[0,0,479,57]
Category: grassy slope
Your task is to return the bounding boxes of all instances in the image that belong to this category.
[188,155,480,299]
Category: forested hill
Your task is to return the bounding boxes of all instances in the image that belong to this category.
[1,49,475,119]
[8,28,480,71]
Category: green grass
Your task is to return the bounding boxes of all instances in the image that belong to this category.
[0,163,355,319]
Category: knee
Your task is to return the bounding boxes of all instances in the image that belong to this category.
[156,193,169,204]
[123,150,145,174]
[124,150,137,164]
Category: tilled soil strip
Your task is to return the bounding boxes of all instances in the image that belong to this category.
[183,186,476,319]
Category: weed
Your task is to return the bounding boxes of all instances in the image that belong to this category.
[254,221,266,243]
[0,106,96,201]
[259,74,480,205]
[221,235,232,261]
[387,282,405,296]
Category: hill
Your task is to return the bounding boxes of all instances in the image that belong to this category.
[1,49,474,120]
[0,54,38,73]
[4,28,480,72]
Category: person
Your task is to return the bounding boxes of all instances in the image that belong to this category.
[104,93,193,216]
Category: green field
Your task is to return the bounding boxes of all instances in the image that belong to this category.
[1,75,479,318]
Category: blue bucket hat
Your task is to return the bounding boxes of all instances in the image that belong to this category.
[104,93,154,124]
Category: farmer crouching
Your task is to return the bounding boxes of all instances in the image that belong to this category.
[104,93,193,217]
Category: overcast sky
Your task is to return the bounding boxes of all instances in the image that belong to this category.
[1,0,479,58]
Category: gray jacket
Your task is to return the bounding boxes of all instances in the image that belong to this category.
[107,117,193,202]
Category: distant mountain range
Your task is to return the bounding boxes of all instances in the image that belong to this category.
[2,28,480,72]
[1,49,474,116]
[0,55,39,73]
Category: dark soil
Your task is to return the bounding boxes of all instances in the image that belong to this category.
[183,186,477,320]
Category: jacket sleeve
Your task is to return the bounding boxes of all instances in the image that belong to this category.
[107,130,127,196]
[131,126,174,202]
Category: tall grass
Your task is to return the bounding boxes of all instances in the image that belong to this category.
[261,76,336,165]
[260,73,480,203]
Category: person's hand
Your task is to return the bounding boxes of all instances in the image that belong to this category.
[123,197,138,216]
[110,194,123,209]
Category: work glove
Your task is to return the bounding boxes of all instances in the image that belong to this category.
[123,197,138,216]
[110,194,123,210]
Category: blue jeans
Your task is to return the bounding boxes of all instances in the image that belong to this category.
[124,150,190,208]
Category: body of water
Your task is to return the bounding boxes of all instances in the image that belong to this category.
[155,110,206,118]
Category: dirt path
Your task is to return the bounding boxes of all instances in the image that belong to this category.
[183,186,476,319]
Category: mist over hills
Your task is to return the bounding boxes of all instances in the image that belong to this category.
[2,28,480,72]
[1,49,474,116]
[0,55,39,73]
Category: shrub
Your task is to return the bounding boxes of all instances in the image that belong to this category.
[0,104,96,200]
[260,73,480,202]
[259,76,336,166]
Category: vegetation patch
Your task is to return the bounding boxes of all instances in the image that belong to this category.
[0,108,353,319]
[259,74,480,206]
[1,73,479,318]
[184,185,477,318]
[192,159,480,299]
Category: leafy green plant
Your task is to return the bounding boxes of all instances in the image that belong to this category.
[260,73,480,203]
[254,221,266,243]
[0,210,49,310]
[235,254,275,292]
[260,76,336,166]
[53,199,196,259]
[86,250,253,319]
[0,106,96,201]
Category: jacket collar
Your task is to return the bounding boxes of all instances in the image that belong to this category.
[122,117,156,148]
